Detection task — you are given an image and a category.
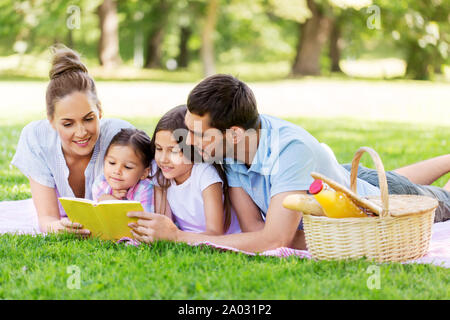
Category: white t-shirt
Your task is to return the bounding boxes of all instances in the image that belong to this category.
[154,162,241,234]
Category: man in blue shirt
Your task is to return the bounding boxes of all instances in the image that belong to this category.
[129,74,450,252]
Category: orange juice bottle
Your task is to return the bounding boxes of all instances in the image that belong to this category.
[309,179,367,218]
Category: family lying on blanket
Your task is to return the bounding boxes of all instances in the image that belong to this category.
[11,46,450,252]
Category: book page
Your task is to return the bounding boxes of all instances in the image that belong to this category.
[59,198,106,238]
[59,197,95,205]
[96,202,142,240]
[97,199,141,205]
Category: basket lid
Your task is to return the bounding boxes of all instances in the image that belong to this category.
[365,195,438,217]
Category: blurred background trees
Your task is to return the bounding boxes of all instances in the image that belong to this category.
[0,0,448,80]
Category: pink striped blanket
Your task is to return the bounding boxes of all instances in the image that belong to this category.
[1,199,449,268]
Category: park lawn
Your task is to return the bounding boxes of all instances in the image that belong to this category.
[0,115,449,300]
[1,233,449,300]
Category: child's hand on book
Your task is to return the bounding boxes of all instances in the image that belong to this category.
[128,211,179,243]
[98,190,127,201]
[112,189,128,200]
[98,194,118,202]
[46,218,91,237]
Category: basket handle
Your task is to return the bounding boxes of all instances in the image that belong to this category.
[350,147,390,217]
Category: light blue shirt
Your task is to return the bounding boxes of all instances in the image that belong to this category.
[224,114,380,219]
[11,118,135,202]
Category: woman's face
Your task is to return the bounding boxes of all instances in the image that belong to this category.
[50,91,101,159]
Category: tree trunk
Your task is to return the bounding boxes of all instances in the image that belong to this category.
[144,0,171,69]
[291,0,332,76]
[98,0,121,68]
[177,26,191,68]
[405,41,433,80]
[329,18,341,73]
[67,29,74,49]
[292,22,305,74]
[145,27,164,68]
[201,0,218,77]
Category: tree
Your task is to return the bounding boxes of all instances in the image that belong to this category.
[177,25,192,68]
[98,0,121,68]
[1,1,78,54]
[201,0,219,77]
[174,0,200,69]
[291,0,333,76]
[374,0,450,80]
[327,2,374,73]
[144,0,173,69]
[119,0,184,69]
[289,0,372,76]
[328,15,342,72]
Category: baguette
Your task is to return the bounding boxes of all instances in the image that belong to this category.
[282,194,325,216]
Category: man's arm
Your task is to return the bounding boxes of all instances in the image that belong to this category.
[128,190,305,253]
[229,187,265,232]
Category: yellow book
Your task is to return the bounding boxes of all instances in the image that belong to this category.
[58,197,142,240]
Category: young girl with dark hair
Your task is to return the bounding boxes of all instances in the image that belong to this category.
[91,128,155,213]
[146,105,240,235]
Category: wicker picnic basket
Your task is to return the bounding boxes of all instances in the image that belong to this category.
[302,147,438,263]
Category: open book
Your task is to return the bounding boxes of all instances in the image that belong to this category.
[59,197,142,240]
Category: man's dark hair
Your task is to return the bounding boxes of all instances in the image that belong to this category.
[187,74,259,131]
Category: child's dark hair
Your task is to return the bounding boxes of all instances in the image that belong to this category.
[106,128,152,169]
[187,74,259,131]
[150,104,232,232]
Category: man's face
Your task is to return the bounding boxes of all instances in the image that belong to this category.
[184,110,226,163]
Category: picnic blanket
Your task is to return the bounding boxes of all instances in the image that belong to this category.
[1,198,449,268]
[0,198,40,235]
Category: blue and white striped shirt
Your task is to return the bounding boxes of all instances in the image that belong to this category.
[11,118,135,204]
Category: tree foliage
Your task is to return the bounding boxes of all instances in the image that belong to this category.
[0,0,448,80]
[373,0,450,79]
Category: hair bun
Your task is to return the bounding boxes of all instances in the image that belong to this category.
[49,44,88,79]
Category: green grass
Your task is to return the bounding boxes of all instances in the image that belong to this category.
[1,233,448,300]
[0,115,449,300]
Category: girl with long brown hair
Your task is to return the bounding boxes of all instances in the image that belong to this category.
[147,105,240,235]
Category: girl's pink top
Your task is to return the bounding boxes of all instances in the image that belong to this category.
[92,174,155,212]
